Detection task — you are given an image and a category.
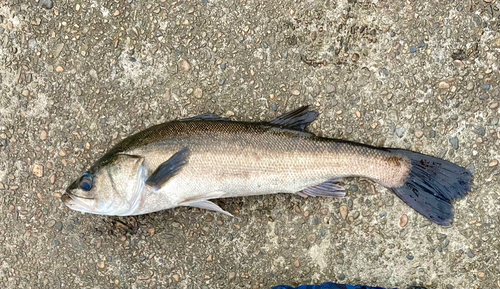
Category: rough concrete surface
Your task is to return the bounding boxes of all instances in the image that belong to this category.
[0,0,499,288]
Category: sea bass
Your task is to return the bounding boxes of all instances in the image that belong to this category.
[63,106,472,226]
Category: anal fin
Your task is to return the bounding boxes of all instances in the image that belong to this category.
[300,179,346,198]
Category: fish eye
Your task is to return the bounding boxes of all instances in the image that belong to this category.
[79,173,93,191]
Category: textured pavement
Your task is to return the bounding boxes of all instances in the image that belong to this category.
[1,0,500,288]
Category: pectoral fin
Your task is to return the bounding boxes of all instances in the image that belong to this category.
[146,147,190,189]
[300,179,346,198]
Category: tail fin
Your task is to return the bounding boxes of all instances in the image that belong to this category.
[388,149,472,226]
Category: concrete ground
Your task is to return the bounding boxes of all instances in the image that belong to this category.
[1,0,499,288]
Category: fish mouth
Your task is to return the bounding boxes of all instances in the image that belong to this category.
[62,192,97,213]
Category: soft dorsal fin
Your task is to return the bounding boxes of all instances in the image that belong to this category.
[179,114,230,121]
[268,106,318,131]
[146,147,190,189]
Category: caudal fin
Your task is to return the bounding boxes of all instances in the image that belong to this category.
[388,149,472,226]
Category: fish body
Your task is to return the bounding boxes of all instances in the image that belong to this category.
[63,107,472,226]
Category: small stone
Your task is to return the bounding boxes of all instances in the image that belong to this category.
[467,249,475,258]
[228,272,236,282]
[414,129,424,139]
[56,66,64,72]
[449,136,459,150]
[437,233,447,241]
[294,259,300,268]
[325,84,335,94]
[438,82,450,89]
[475,127,486,136]
[40,130,47,141]
[489,159,498,167]
[113,10,120,16]
[453,60,465,69]
[33,164,44,177]
[321,208,328,215]
[478,272,485,279]
[339,205,348,219]
[38,0,53,9]
[172,274,180,282]
[489,102,499,109]
[406,253,414,260]
[180,59,191,72]
[492,37,500,48]
[75,3,80,11]
[409,46,417,53]
[396,127,406,138]
[53,43,64,58]
[206,254,213,262]
[89,69,98,81]
[50,174,56,184]
[303,210,310,217]
[355,110,361,118]
[97,261,105,269]
[482,84,490,90]
[193,88,203,99]
[290,89,300,96]
[352,53,360,61]
[226,110,235,117]
[54,240,60,246]
[22,90,29,97]
[147,228,155,237]
[400,214,408,227]
[59,150,67,157]
[0,182,4,190]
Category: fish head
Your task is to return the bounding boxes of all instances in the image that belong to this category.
[63,154,147,216]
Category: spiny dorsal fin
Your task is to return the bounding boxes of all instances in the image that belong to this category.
[268,106,318,131]
[179,114,230,121]
[146,147,190,189]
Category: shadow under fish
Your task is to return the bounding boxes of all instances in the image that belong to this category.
[272,282,428,289]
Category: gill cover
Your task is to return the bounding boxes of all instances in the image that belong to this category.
[102,154,146,215]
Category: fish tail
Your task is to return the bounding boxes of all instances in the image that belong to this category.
[387,149,472,226]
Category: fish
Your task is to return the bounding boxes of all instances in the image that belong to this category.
[63,106,472,226]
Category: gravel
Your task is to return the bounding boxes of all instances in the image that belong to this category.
[0,0,498,288]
